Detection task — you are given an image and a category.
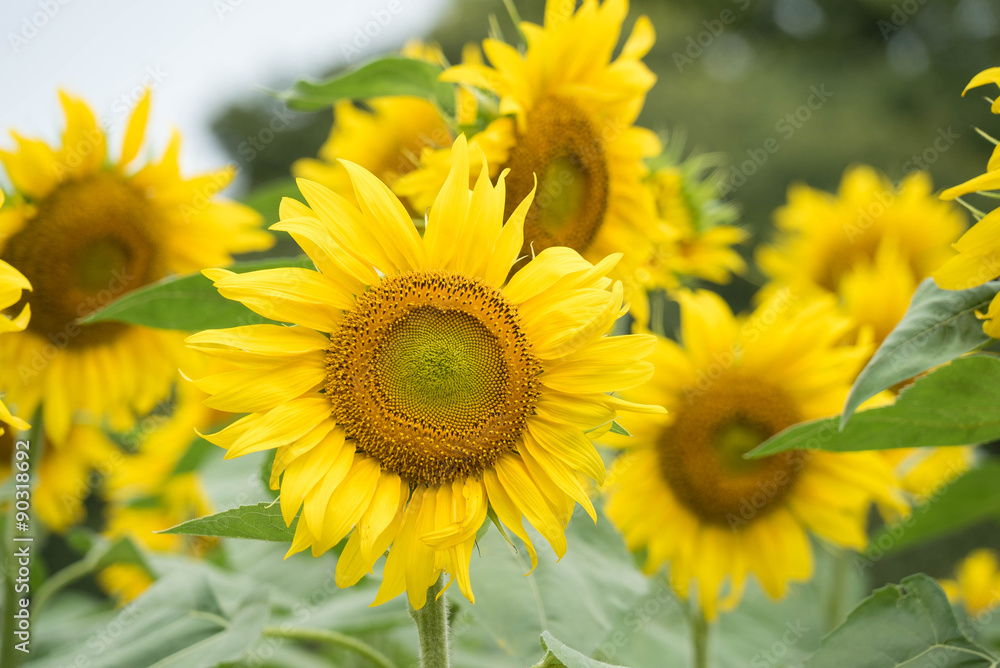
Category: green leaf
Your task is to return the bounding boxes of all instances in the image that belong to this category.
[748,355,1000,457]
[539,632,627,667]
[26,573,269,668]
[171,436,217,477]
[867,462,1000,556]
[806,574,998,667]
[607,421,632,437]
[241,178,299,221]
[842,278,999,423]
[80,256,314,331]
[277,56,456,115]
[453,502,649,666]
[161,502,295,542]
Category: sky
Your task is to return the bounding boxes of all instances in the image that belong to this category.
[0,0,448,185]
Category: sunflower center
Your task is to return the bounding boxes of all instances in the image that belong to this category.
[503,96,609,258]
[2,173,161,348]
[326,270,542,486]
[657,378,806,526]
[377,306,507,429]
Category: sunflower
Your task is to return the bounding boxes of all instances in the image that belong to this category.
[394,0,661,278]
[627,157,747,328]
[292,42,455,215]
[759,164,965,343]
[934,67,1000,337]
[0,91,272,445]
[188,135,660,608]
[604,290,906,620]
[940,549,1000,618]
[0,190,30,436]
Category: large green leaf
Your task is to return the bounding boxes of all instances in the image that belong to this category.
[277,56,456,115]
[749,355,1000,457]
[842,278,999,423]
[162,503,295,542]
[607,548,866,667]
[806,574,998,667]
[866,462,1000,556]
[26,573,269,668]
[80,256,313,331]
[538,632,627,667]
[452,504,649,667]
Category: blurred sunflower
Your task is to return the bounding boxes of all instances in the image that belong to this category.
[759,165,970,496]
[189,135,660,608]
[0,91,272,445]
[292,41,455,215]
[0,190,31,436]
[394,0,661,276]
[628,153,747,328]
[759,165,965,343]
[934,67,1000,338]
[604,290,906,620]
[940,549,1000,619]
[96,379,220,602]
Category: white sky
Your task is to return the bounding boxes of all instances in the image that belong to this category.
[0,0,449,188]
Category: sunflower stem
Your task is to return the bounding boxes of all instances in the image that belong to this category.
[689,604,709,668]
[261,625,397,668]
[825,548,850,632]
[408,575,450,668]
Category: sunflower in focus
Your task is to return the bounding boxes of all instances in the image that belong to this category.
[189,135,660,608]
[604,290,907,620]
[293,41,455,214]
[0,91,272,445]
[759,165,965,343]
[394,0,661,279]
[934,67,1000,337]
[940,549,1000,619]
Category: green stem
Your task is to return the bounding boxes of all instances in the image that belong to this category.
[32,551,100,615]
[826,548,849,632]
[262,625,397,668]
[690,604,709,668]
[408,575,450,668]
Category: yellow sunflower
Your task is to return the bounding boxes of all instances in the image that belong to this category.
[97,376,220,602]
[32,425,119,531]
[0,91,272,445]
[0,190,31,435]
[292,41,455,215]
[940,549,1000,618]
[759,165,965,343]
[188,135,660,608]
[604,290,906,620]
[394,0,661,277]
[934,67,1000,337]
[628,159,747,328]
